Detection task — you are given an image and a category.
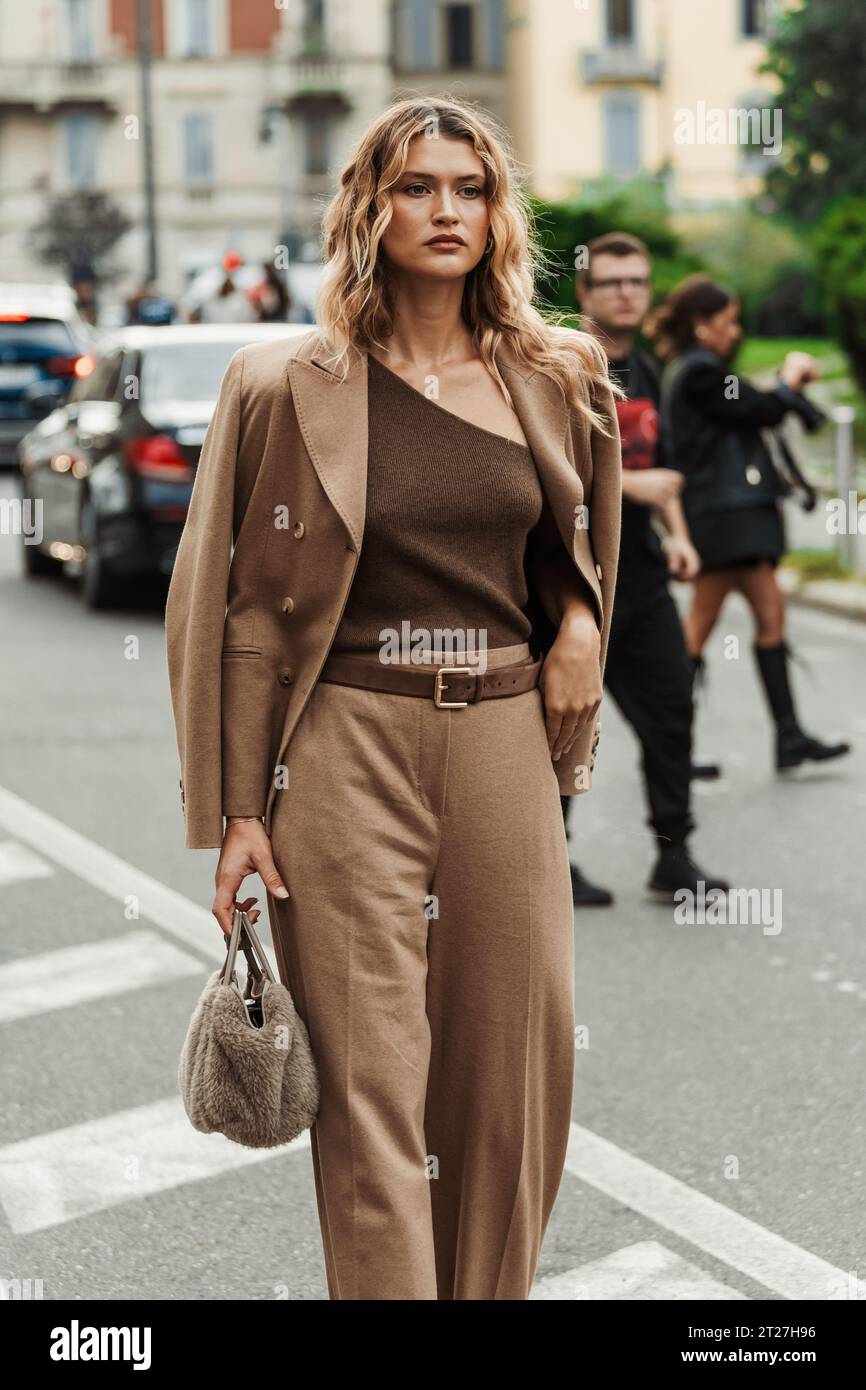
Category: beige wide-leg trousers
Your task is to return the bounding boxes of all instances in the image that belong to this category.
[266,641,575,1300]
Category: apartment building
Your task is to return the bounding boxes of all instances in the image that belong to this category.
[0,0,506,297]
[505,0,780,207]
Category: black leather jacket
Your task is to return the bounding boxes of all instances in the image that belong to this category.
[660,347,818,521]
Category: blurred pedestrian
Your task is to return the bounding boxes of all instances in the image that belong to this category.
[248,261,292,322]
[649,275,851,771]
[563,233,728,905]
[194,251,257,324]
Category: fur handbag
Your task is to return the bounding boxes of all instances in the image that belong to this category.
[178,908,320,1148]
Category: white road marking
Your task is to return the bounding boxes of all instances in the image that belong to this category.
[531,1240,748,1300]
[0,839,54,886]
[0,931,205,1024]
[0,783,276,975]
[565,1124,864,1301]
[0,1097,311,1235]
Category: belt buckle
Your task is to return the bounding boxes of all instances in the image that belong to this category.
[433,665,475,708]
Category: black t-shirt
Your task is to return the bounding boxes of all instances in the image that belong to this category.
[608,350,668,599]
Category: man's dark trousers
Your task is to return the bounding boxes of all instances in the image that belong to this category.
[561,584,696,849]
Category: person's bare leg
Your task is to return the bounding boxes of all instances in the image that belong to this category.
[733,560,785,647]
[683,570,738,658]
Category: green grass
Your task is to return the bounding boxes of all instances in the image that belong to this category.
[735,338,841,375]
[780,548,857,582]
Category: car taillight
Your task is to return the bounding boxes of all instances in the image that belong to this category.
[125,434,194,481]
[45,354,82,377]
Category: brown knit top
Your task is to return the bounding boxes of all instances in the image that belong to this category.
[332,354,546,654]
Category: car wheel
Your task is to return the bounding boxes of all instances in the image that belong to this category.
[20,484,63,577]
[22,533,63,577]
[80,498,117,609]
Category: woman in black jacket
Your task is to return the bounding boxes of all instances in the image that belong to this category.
[650,275,849,772]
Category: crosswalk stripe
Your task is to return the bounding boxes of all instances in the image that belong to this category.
[565,1124,864,1301]
[0,839,54,887]
[531,1240,748,1300]
[0,782,275,974]
[0,1097,311,1235]
[0,931,205,1024]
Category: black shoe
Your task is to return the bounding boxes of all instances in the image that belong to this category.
[776,718,851,771]
[690,759,721,780]
[647,841,729,900]
[569,862,614,907]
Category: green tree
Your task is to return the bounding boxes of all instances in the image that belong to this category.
[812,196,866,393]
[30,190,131,285]
[762,0,866,219]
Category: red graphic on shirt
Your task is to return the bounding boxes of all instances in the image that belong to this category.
[616,397,659,471]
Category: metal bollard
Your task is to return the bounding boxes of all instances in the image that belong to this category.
[831,405,858,570]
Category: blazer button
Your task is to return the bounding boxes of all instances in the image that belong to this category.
[293,521,305,538]
[595,562,603,581]
[281,596,295,614]
[278,668,294,686]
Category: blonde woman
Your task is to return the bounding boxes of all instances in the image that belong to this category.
[166,97,621,1300]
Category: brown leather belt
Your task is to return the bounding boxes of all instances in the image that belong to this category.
[319,654,542,707]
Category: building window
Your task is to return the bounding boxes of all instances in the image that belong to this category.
[606,0,635,44]
[302,112,330,175]
[183,112,215,185]
[603,91,641,176]
[444,4,474,67]
[302,0,326,55]
[66,0,94,62]
[741,0,771,37]
[62,114,100,188]
[400,0,434,69]
[180,0,214,58]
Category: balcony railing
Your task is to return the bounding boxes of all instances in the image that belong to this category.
[579,47,664,85]
[0,60,116,110]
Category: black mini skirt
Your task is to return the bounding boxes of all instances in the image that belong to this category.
[689,503,785,573]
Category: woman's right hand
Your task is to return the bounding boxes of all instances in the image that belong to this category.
[212,818,290,937]
[781,352,820,390]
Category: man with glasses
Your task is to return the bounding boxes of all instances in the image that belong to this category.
[563,232,728,904]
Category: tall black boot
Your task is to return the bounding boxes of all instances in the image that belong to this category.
[687,654,721,780]
[752,640,851,770]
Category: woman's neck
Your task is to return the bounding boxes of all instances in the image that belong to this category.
[374,275,475,369]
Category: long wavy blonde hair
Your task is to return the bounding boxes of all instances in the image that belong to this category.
[316,96,614,431]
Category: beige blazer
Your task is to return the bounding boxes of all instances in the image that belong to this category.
[165,327,622,848]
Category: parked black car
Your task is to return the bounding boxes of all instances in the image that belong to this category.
[18,322,308,608]
[0,285,98,466]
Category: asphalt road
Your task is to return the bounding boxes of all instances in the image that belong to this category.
[1,475,864,1302]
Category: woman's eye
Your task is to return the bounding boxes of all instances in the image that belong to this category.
[403,183,429,196]
[461,185,484,198]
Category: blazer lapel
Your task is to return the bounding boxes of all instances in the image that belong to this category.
[286,329,601,620]
[286,331,369,553]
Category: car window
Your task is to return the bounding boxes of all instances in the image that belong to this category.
[139,342,242,404]
[0,316,75,353]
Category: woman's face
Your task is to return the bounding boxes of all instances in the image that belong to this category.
[380,134,491,280]
[695,299,742,359]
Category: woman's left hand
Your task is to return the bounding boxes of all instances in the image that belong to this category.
[538,610,603,761]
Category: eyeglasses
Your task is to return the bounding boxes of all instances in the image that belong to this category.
[586,276,651,293]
